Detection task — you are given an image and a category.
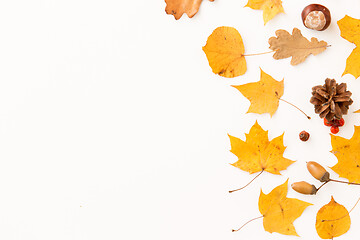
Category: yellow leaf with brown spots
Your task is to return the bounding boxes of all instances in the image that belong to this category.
[245,0,284,25]
[338,15,360,79]
[232,69,283,116]
[331,125,360,183]
[203,26,246,78]
[259,180,312,235]
[229,121,294,175]
[316,196,351,239]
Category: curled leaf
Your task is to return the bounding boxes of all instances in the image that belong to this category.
[203,26,246,78]
[269,28,328,65]
[316,196,351,239]
[232,68,283,116]
[165,0,214,20]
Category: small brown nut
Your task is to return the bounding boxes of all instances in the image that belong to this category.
[307,161,330,182]
[301,4,331,31]
[299,131,310,141]
[292,181,317,195]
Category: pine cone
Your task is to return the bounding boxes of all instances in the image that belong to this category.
[310,78,353,121]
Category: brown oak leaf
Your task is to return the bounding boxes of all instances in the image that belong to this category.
[165,0,214,20]
[269,28,328,65]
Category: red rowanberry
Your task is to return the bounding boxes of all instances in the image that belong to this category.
[331,125,339,134]
[338,118,345,127]
[324,118,333,126]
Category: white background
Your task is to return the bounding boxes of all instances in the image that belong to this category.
[0,0,360,239]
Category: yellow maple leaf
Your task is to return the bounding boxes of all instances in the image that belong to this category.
[202,26,246,78]
[229,121,294,175]
[331,125,360,183]
[338,15,360,78]
[316,196,351,239]
[245,0,284,25]
[269,28,328,65]
[165,0,214,20]
[259,180,312,235]
[232,68,283,116]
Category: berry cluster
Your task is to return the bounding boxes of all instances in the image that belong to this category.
[324,118,345,134]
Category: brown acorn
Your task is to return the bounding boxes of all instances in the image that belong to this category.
[292,181,317,195]
[307,161,330,182]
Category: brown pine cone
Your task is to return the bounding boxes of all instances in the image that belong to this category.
[310,78,353,121]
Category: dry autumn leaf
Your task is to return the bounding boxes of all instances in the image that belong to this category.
[269,28,328,65]
[165,0,214,20]
[245,0,284,25]
[259,180,312,235]
[331,125,360,183]
[202,26,246,78]
[338,15,360,79]
[229,121,294,175]
[316,196,351,239]
[232,68,283,116]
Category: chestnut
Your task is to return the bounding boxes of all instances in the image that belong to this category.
[299,131,310,141]
[301,4,331,31]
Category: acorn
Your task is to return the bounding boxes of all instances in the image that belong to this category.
[307,161,330,182]
[301,4,331,31]
[292,181,317,195]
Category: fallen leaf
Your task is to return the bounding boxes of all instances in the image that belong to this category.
[202,26,246,78]
[316,196,351,239]
[338,15,360,78]
[165,0,214,20]
[259,179,312,235]
[245,0,284,25]
[355,109,360,113]
[232,68,283,116]
[229,121,294,174]
[331,125,360,183]
[269,28,328,65]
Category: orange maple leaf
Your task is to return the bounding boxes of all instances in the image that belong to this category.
[165,0,214,20]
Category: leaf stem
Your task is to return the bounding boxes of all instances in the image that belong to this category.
[329,179,360,186]
[315,179,360,194]
[232,215,264,232]
[279,98,311,120]
[229,170,264,193]
[242,50,275,57]
[322,197,360,222]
